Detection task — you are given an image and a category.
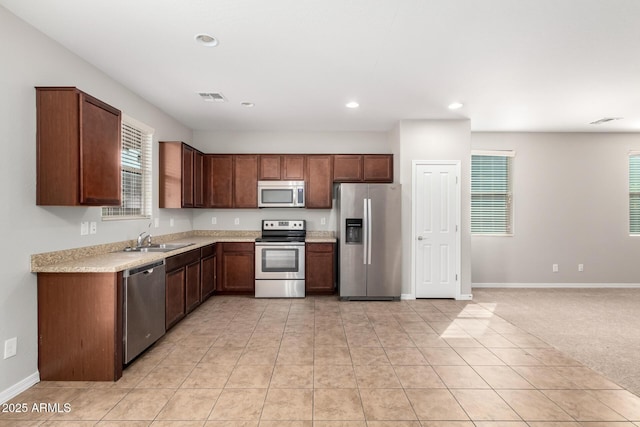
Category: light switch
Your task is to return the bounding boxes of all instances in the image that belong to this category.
[80,222,89,236]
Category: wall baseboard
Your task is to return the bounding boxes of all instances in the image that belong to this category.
[0,371,39,404]
[400,294,415,300]
[457,293,473,300]
[472,282,640,289]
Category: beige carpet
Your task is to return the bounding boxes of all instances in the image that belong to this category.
[473,287,640,396]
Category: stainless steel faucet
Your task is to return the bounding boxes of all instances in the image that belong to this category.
[137,231,152,247]
[137,222,153,247]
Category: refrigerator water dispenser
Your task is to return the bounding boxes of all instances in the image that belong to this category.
[345,218,363,244]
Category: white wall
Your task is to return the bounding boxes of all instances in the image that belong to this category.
[191,130,391,231]
[0,6,192,400]
[397,120,472,297]
[471,132,640,285]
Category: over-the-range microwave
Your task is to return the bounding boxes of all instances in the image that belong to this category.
[258,180,305,208]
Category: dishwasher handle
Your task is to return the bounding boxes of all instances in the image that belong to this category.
[123,259,165,278]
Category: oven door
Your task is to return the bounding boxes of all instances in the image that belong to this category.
[255,243,305,280]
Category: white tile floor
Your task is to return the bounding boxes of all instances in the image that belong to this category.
[2,295,640,426]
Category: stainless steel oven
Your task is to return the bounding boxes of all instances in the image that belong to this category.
[255,220,306,298]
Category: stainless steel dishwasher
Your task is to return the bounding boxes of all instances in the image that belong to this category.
[123,259,166,364]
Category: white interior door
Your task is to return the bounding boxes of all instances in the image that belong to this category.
[414,162,459,298]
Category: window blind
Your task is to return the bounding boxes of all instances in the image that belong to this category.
[471,153,514,235]
[102,118,152,219]
[629,155,640,234]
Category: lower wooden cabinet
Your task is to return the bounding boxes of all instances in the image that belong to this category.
[37,272,123,381]
[217,242,255,293]
[201,244,217,300]
[165,248,201,329]
[305,242,336,294]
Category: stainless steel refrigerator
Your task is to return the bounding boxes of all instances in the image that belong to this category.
[337,183,402,300]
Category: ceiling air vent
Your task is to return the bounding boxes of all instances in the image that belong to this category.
[590,117,623,125]
[198,92,227,103]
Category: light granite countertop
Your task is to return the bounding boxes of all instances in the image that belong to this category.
[31,230,336,273]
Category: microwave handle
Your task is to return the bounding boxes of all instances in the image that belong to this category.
[297,187,304,205]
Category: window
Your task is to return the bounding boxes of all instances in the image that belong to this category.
[102,116,153,220]
[629,153,640,234]
[471,150,514,235]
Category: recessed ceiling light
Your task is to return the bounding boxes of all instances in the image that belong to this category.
[195,34,219,47]
[448,102,464,110]
[241,102,255,108]
[345,101,359,109]
[590,117,623,125]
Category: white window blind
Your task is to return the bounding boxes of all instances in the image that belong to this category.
[102,117,153,220]
[629,154,640,234]
[471,151,514,235]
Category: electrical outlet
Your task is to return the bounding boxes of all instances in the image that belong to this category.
[212,217,217,225]
[154,218,160,228]
[89,221,97,234]
[80,222,89,236]
[234,218,240,225]
[552,264,559,273]
[4,337,17,359]
[321,217,326,225]
[578,264,584,272]
[170,218,174,227]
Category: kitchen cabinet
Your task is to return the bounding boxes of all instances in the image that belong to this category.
[206,154,233,208]
[159,141,205,208]
[201,244,217,300]
[233,155,259,208]
[333,154,393,183]
[37,272,123,381]
[305,243,336,294]
[205,154,257,208]
[259,155,306,180]
[217,242,255,293]
[165,249,201,329]
[36,87,121,206]
[306,155,333,209]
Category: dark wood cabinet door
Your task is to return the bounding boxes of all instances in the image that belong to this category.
[165,268,186,330]
[217,243,255,293]
[201,253,216,301]
[305,243,335,293]
[259,155,282,180]
[363,154,393,182]
[185,261,201,313]
[181,145,195,208]
[283,155,305,180]
[194,151,205,207]
[206,155,233,208]
[36,87,122,206]
[234,155,258,208]
[333,154,363,182]
[306,155,333,209]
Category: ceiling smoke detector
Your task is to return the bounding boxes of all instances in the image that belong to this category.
[195,34,219,47]
[590,117,623,125]
[198,92,227,103]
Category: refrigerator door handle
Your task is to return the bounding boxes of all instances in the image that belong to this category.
[363,198,368,265]
[367,198,372,265]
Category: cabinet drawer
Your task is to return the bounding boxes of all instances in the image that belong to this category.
[222,242,254,253]
[166,248,201,271]
[306,242,334,252]
[201,243,216,258]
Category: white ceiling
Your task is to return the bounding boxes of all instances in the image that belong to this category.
[3,0,640,132]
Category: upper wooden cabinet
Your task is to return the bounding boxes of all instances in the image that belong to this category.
[333,154,393,183]
[234,155,259,208]
[258,155,306,180]
[306,155,333,209]
[159,141,205,208]
[36,87,122,206]
[205,154,257,208]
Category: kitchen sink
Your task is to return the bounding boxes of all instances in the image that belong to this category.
[122,243,195,253]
